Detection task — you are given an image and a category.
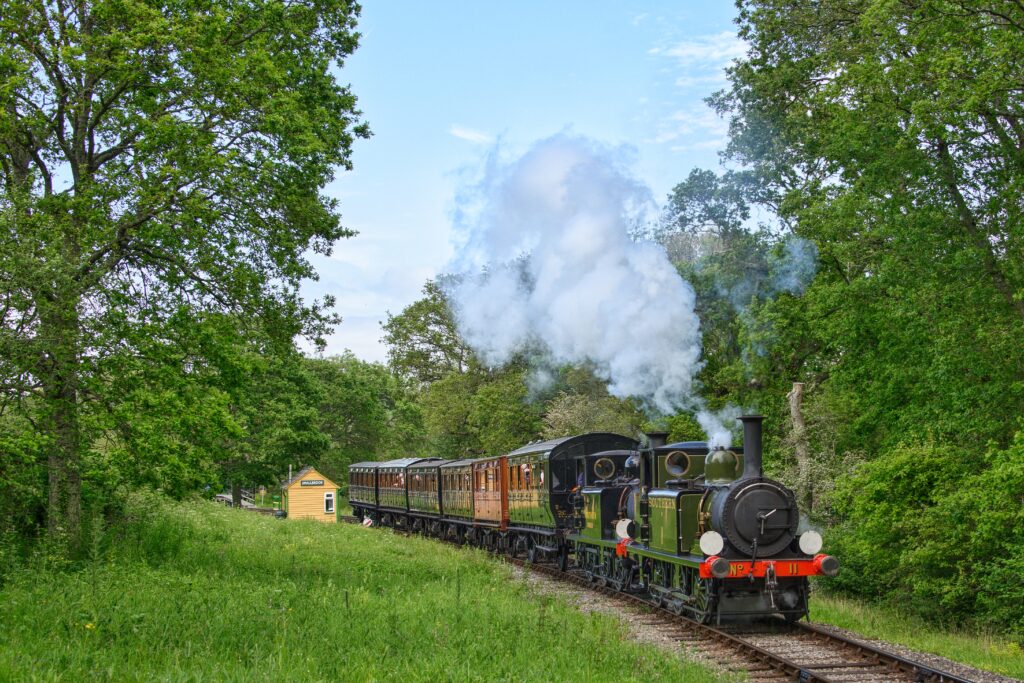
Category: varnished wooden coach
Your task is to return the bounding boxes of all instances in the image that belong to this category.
[348,433,636,562]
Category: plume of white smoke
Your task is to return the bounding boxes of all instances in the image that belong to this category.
[446,134,739,447]
[770,236,818,295]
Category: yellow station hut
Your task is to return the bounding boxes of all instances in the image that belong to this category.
[281,467,339,522]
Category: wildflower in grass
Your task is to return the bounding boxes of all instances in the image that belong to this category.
[85,623,95,630]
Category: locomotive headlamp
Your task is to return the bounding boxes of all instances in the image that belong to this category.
[615,518,636,540]
[699,530,725,556]
[798,530,823,555]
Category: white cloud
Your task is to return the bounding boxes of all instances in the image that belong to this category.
[674,73,727,89]
[449,125,493,144]
[652,31,746,67]
[648,105,729,146]
[645,31,743,155]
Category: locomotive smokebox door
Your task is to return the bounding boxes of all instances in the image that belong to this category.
[712,481,798,556]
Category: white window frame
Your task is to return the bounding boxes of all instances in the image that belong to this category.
[324,491,335,514]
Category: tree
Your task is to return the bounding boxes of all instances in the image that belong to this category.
[707,0,1024,629]
[541,367,644,439]
[306,354,424,480]
[0,0,369,540]
[382,280,474,384]
[223,348,330,506]
[710,0,1024,447]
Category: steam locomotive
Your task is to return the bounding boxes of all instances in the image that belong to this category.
[348,415,838,624]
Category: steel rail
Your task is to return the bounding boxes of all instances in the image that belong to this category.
[795,621,976,683]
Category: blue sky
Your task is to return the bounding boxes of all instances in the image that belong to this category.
[305,2,744,362]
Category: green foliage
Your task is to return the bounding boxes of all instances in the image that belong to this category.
[662,414,703,444]
[0,0,369,538]
[468,371,543,455]
[542,367,645,439]
[0,411,46,533]
[382,282,543,458]
[382,280,474,385]
[711,0,1024,449]
[420,367,541,458]
[826,435,1024,636]
[0,497,723,681]
[657,1,1024,633]
[306,353,424,480]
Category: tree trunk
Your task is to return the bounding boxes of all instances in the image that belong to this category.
[787,382,812,513]
[232,480,242,508]
[40,301,83,544]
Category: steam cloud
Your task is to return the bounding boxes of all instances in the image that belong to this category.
[446,134,736,445]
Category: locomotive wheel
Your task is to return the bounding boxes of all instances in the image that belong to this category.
[691,578,717,624]
[613,558,634,592]
[526,538,538,564]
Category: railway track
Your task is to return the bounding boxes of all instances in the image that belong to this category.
[339,515,975,682]
[513,558,973,682]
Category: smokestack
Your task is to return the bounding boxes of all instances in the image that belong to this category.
[739,415,764,479]
[645,431,669,448]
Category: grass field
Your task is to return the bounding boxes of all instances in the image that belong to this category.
[809,590,1024,679]
[0,498,723,682]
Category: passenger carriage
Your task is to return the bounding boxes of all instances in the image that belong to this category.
[373,457,441,529]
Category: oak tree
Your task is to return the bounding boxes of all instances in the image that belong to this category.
[0,0,369,539]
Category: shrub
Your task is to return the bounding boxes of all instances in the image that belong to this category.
[826,434,1024,636]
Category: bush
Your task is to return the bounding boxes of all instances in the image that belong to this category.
[826,434,1024,636]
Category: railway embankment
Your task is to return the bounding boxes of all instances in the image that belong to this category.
[0,497,723,681]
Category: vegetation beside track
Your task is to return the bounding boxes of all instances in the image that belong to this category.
[0,497,723,682]
[809,591,1024,679]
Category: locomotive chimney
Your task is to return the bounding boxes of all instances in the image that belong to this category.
[739,415,764,479]
[645,431,669,448]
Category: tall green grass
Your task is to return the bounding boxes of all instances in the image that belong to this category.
[809,591,1024,679]
[0,497,723,682]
